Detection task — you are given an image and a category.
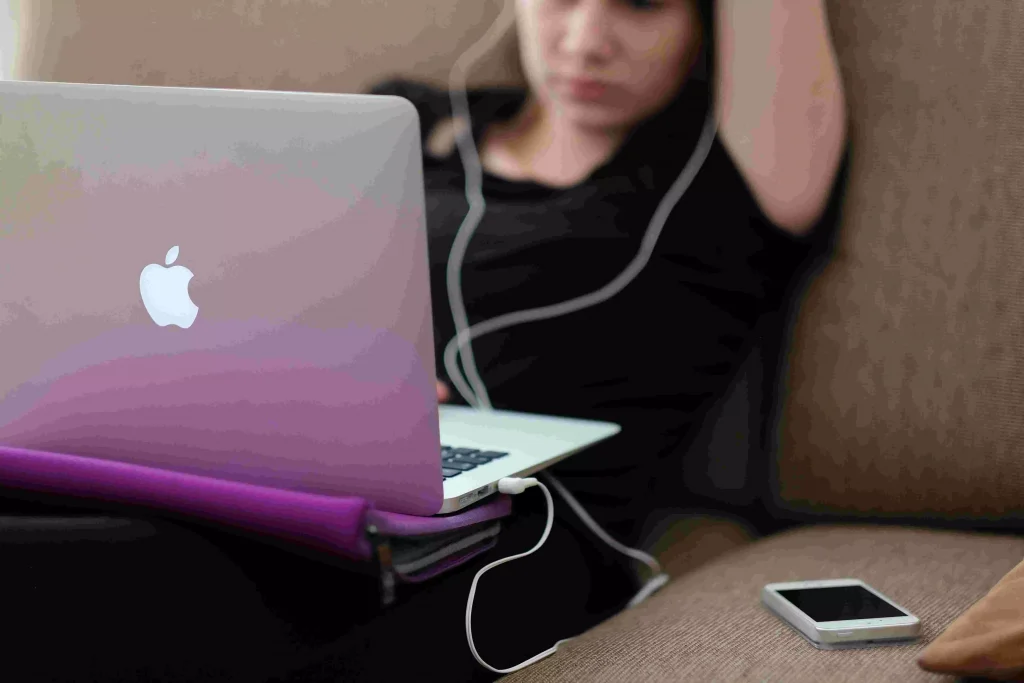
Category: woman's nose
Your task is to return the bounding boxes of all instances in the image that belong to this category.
[561,0,616,63]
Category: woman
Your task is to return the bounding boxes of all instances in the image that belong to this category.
[310,0,849,678]
[374,0,848,548]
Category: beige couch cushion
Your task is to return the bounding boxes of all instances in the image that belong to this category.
[773,3,1024,519]
[501,525,1024,683]
[641,513,756,581]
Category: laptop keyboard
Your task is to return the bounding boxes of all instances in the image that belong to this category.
[441,445,509,481]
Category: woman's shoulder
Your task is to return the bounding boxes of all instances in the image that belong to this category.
[367,78,458,158]
[368,77,524,111]
[367,77,528,160]
[369,78,451,123]
[369,78,448,107]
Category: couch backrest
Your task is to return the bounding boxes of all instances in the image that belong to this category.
[771,1,1024,523]
[10,0,516,92]
[11,1,1024,524]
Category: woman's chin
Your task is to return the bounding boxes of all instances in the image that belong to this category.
[550,99,639,131]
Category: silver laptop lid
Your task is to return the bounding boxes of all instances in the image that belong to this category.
[0,80,444,515]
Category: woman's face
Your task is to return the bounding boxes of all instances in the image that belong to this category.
[515,0,702,131]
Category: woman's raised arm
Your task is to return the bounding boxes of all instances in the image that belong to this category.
[714,0,848,235]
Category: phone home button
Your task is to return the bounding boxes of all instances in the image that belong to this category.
[836,630,855,637]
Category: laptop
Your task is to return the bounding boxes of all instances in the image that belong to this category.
[0,79,620,516]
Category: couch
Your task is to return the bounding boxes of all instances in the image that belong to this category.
[7,1,1024,681]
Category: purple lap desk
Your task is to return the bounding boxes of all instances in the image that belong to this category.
[0,445,512,578]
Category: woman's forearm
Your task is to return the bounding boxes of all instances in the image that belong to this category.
[714,0,848,234]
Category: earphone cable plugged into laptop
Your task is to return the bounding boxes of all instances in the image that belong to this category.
[464,477,568,674]
[466,476,671,674]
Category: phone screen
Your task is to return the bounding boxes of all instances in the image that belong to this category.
[776,585,908,623]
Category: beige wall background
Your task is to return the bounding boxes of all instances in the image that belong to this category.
[9,0,520,92]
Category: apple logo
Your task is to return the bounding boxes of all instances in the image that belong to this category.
[139,245,199,328]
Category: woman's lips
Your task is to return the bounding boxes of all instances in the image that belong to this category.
[559,77,611,100]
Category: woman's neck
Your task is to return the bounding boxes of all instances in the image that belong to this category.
[481,97,628,188]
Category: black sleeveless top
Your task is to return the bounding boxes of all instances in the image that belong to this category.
[371,76,849,541]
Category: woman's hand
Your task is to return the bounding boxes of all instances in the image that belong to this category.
[437,380,450,403]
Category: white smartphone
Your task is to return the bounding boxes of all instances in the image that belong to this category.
[761,578,921,649]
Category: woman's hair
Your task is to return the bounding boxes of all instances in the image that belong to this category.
[466,0,714,89]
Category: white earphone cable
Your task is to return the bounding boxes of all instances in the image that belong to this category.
[445,2,716,411]
[444,0,517,409]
